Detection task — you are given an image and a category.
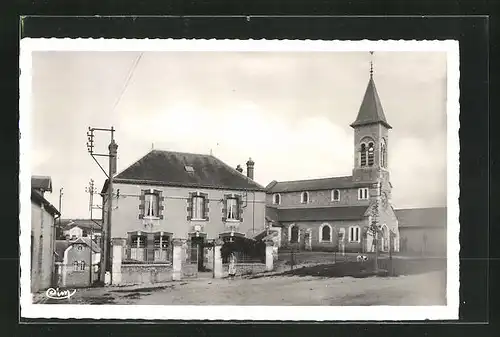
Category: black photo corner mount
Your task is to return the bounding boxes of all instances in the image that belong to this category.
[11,9,493,337]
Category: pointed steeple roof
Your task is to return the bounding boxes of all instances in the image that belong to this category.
[350,75,392,129]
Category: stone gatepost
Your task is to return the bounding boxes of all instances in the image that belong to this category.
[213,239,224,278]
[111,238,126,285]
[172,238,183,281]
[265,239,274,272]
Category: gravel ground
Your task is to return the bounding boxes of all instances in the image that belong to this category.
[40,269,446,306]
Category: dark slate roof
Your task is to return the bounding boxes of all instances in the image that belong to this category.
[31,188,60,216]
[111,150,265,192]
[60,219,102,231]
[395,207,447,228]
[72,237,101,253]
[266,176,368,193]
[55,238,101,262]
[276,206,369,222]
[350,76,392,129]
[265,206,280,223]
[31,175,53,193]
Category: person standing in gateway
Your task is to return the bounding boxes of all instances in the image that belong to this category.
[228,253,236,279]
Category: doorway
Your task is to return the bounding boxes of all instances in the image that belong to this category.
[190,236,205,272]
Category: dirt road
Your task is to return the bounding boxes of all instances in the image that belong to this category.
[55,270,446,306]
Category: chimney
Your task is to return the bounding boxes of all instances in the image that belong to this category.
[108,139,118,175]
[236,164,243,173]
[246,157,255,180]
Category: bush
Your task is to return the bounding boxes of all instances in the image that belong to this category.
[221,237,265,263]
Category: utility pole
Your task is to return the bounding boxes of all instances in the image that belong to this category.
[85,179,98,285]
[59,187,64,230]
[87,126,117,285]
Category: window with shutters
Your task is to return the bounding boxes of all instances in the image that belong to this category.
[187,192,209,221]
[222,194,243,222]
[226,197,239,220]
[192,196,205,220]
[145,192,159,217]
[139,189,164,220]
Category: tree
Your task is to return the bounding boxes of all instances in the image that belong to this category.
[368,190,381,272]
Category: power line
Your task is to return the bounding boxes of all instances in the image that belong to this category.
[111,52,143,113]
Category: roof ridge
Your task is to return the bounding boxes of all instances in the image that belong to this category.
[395,206,447,211]
[150,149,213,158]
[275,175,352,184]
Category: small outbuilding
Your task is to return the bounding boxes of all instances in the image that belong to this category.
[55,237,101,288]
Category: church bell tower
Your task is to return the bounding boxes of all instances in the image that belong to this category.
[351,52,392,198]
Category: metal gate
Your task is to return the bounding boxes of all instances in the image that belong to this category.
[181,240,198,278]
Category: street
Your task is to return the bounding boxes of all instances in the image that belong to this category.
[40,269,446,306]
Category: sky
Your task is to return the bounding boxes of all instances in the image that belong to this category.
[28,50,448,218]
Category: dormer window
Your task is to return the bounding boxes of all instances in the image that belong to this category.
[301,191,309,204]
[273,193,281,205]
[331,189,340,201]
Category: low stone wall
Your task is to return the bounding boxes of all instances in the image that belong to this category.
[120,264,173,285]
[223,263,267,276]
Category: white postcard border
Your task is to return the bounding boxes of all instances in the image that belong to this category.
[19,38,460,321]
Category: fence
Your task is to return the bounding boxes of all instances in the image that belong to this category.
[123,246,173,264]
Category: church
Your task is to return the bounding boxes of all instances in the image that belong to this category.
[265,67,400,254]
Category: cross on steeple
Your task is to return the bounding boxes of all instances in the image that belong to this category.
[369,51,374,78]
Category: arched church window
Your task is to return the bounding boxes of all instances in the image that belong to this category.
[273,193,281,205]
[301,191,309,204]
[332,189,340,201]
[321,225,331,242]
[381,140,387,168]
[290,225,299,243]
[360,143,367,167]
[368,142,375,166]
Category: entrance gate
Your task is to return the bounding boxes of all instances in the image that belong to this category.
[181,240,198,278]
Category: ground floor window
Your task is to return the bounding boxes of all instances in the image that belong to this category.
[319,223,332,242]
[73,261,85,271]
[127,231,172,263]
[349,226,360,242]
[289,225,299,243]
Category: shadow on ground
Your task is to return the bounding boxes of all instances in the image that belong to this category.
[253,257,446,279]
